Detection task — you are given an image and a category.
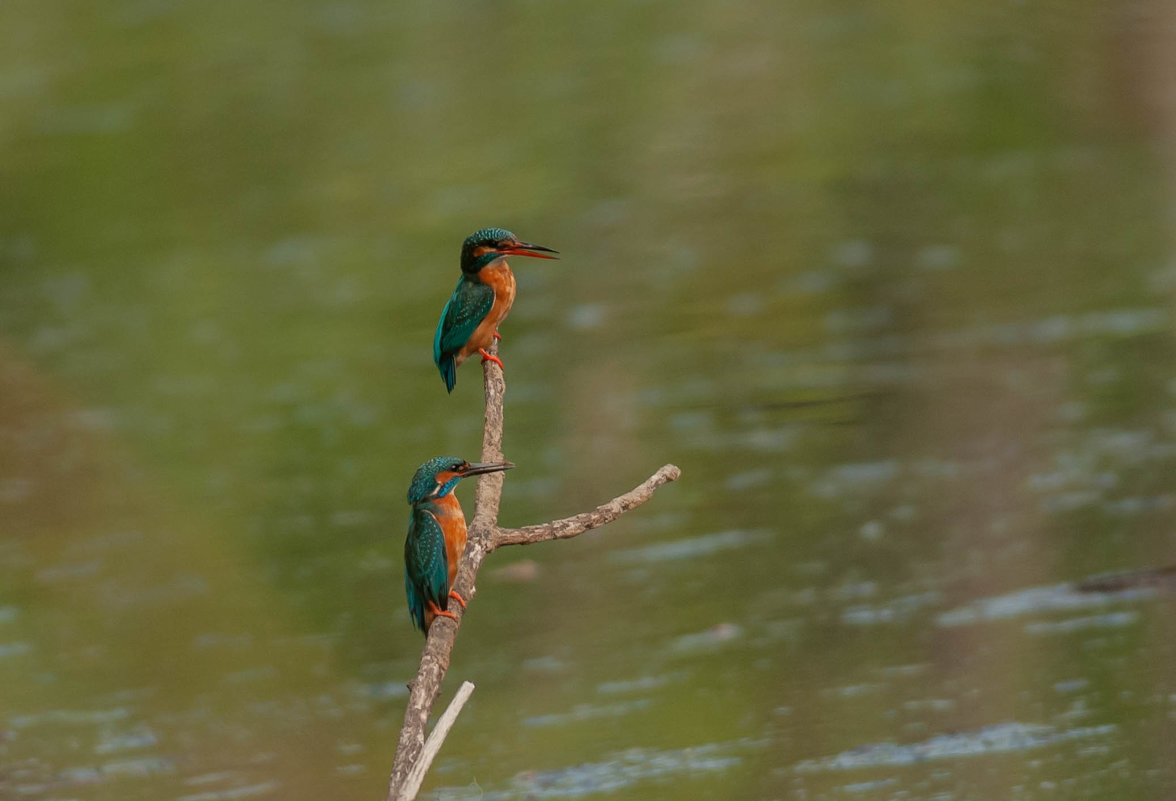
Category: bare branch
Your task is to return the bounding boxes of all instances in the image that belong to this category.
[494,464,681,548]
[399,681,476,801]
[384,341,678,801]
[472,343,508,532]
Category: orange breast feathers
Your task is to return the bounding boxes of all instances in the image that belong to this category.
[458,261,517,363]
[430,491,469,587]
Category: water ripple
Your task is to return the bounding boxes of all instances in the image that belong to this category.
[793,722,1117,772]
[937,583,1156,627]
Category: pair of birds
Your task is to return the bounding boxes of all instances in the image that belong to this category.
[405,228,557,634]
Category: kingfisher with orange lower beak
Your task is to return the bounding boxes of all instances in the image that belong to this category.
[433,227,558,393]
[405,456,515,633]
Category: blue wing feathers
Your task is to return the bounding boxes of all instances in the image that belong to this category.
[404,507,451,632]
[433,277,494,392]
[434,294,458,393]
[433,294,453,367]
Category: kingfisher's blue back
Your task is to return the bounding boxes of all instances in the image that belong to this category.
[433,276,494,393]
[404,503,451,633]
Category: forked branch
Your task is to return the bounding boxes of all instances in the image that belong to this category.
[384,343,680,801]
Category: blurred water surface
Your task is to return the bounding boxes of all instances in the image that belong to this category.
[2,1,1176,800]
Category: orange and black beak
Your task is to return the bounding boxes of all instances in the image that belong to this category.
[503,241,559,261]
[457,460,515,477]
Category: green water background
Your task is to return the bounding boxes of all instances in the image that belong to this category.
[2,2,1175,799]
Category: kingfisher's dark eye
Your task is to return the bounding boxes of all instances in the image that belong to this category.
[497,240,511,249]
[454,461,467,472]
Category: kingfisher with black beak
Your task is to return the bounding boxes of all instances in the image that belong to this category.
[433,227,558,393]
[404,456,515,633]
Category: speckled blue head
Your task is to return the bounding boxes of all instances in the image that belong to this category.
[407,456,515,505]
[459,227,558,274]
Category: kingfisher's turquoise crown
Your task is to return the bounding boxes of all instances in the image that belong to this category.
[407,456,466,505]
[460,227,516,273]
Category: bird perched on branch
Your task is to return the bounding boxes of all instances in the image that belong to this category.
[433,227,558,393]
[405,456,515,633]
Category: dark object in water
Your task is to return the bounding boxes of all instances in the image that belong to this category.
[1075,564,1176,593]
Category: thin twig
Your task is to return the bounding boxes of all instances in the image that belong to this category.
[495,464,682,547]
[399,681,477,801]
[384,342,679,801]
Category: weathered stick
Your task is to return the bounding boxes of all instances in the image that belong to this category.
[497,464,682,547]
[398,681,476,801]
[384,342,680,801]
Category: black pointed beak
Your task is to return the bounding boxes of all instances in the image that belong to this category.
[458,460,515,477]
[506,241,559,260]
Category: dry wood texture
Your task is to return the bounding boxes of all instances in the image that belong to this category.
[385,342,680,801]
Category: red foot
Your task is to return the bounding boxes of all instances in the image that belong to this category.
[492,331,502,341]
[427,601,457,622]
[448,590,467,608]
[478,348,504,371]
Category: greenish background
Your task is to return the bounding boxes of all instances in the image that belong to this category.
[2,1,1175,799]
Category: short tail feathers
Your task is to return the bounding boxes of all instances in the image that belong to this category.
[405,571,428,633]
[437,356,457,393]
